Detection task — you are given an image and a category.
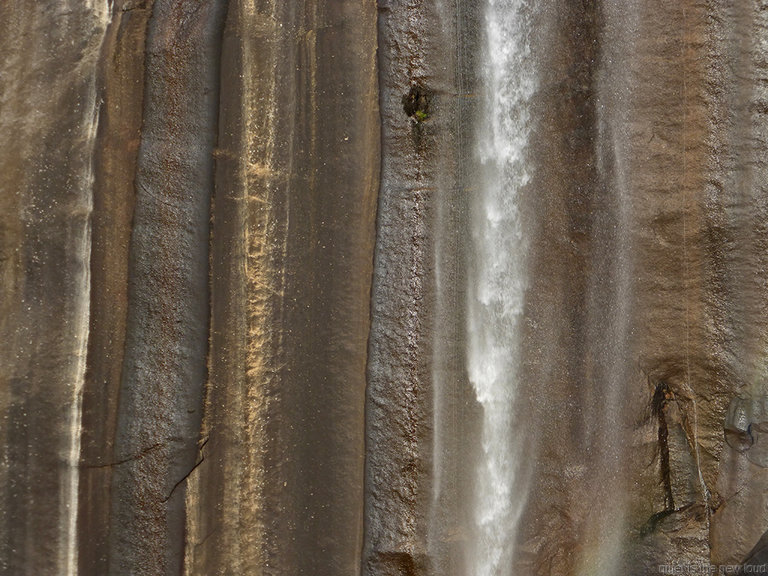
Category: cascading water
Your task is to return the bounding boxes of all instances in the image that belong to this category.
[467,1,536,574]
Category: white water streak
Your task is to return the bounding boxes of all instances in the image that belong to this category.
[61,2,111,575]
[467,1,536,574]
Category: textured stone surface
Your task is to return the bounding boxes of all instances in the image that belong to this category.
[1,1,378,574]
[77,3,150,573]
[516,0,768,573]
[183,1,379,575]
[2,1,768,575]
[363,1,482,575]
[0,2,108,574]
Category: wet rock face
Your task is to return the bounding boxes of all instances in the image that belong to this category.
[517,0,768,573]
[104,2,228,574]
[363,0,439,572]
[185,1,379,574]
[3,0,768,575]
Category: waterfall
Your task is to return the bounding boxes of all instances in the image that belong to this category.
[467,0,536,574]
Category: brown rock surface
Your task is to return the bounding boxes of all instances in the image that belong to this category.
[1,0,378,574]
[183,1,379,575]
[2,1,768,575]
[517,0,768,573]
[0,2,109,574]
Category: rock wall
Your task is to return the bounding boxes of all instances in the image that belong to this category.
[0,3,108,574]
[518,0,768,573]
[1,1,768,575]
[184,1,379,575]
[1,1,378,575]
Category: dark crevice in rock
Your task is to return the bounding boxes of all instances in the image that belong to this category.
[640,503,695,537]
[163,454,205,504]
[743,529,768,567]
[402,84,432,122]
[82,443,165,469]
[162,437,208,503]
[367,551,429,576]
[652,380,676,513]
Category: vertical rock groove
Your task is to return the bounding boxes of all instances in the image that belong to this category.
[106,1,227,574]
[184,1,379,575]
[0,2,109,574]
[78,3,152,573]
[363,0,439,573]
[709,0,768,565]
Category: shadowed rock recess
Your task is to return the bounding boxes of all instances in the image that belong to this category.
[1,1,767,575]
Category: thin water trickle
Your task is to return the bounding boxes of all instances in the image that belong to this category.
[61,4,112,575]
[467,0,536,574]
